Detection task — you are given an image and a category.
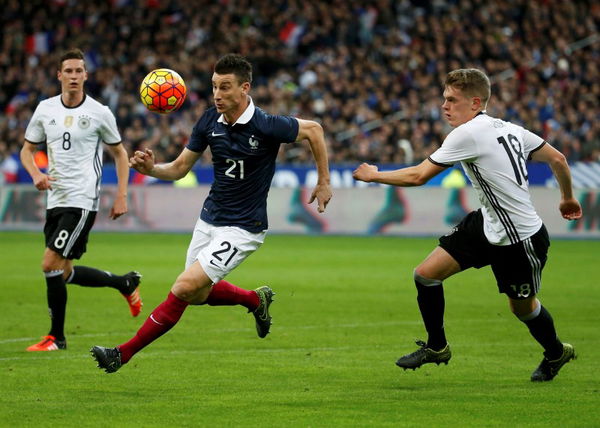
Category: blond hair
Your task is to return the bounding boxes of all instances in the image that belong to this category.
[445,69,491,107]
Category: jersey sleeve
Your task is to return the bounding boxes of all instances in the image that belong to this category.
[24,105,46,144]
[263,115,299,144]
[429,126,478,166]
[100,107,122,144]
[522,128,545,157]
[187,111,210,153]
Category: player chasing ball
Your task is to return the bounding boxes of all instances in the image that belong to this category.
[353,68,581,382]
[91,53,332,373]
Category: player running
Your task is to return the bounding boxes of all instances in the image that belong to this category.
[21,48,142,352]
[353,68,581,381]
[91,53,331,373]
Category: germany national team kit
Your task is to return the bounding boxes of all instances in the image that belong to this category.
[429,112,549,299]
[24,94,121,258]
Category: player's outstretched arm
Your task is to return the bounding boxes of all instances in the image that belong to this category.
[530,143,582,220]
[296,118,332,213]
[106,142,129,220]
[353,159,446,187]
[130,147,201,181]
[20,141,55,191]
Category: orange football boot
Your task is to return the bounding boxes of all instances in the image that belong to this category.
[26,335,66,351]
[121,271,143,317]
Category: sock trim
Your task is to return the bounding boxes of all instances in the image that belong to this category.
[45,269,64,278]
[65,269,75,283]
[517,300,542,321]
[414,270,442,287]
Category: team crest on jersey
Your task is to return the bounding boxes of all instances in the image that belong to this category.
[493,120,504,128]
[248,135,259,149]
[64,116,74,127]
[78,115,91,129]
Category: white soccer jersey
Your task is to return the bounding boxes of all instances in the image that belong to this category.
[429,113,545,246]
[24,94,121,211]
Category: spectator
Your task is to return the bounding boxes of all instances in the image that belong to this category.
[0,0,598,167]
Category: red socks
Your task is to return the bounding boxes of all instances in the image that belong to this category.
[119,292,188,364]
[203,280,259,310]
[118,282,258,364]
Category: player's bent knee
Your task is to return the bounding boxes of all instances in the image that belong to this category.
[171,281,209,304]
[171,273,212,305]
[510,296,540,320]
[41,248,67,272]
[413,270,442,287]
[41,259,63,273]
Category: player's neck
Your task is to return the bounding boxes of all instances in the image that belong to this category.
[61,91,85,108]
[223,97,249,125]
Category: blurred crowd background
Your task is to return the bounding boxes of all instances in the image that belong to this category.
[1,0,598,183]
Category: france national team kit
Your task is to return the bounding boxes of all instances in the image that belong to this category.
[187,97,299,232]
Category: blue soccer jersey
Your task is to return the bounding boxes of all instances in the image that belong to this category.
[187,98,299,232]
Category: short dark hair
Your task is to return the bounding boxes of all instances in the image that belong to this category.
[214,53,252,85]
[445,68,491,107]
[59,48,85,71]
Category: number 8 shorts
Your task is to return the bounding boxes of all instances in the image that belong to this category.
[44,207,97,260]
[186,218,267,284]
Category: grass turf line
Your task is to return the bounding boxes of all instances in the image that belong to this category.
[1,232,598,427]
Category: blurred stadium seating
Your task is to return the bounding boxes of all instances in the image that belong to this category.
[1,0,598,185]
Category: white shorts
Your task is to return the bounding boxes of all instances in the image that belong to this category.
[185,218,266,283]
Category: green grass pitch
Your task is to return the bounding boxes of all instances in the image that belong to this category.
[1,231,598,427]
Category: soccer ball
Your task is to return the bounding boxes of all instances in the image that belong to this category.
[140,68,186,114]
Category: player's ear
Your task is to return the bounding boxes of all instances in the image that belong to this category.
[242,81,250,95]
[472,96,482,111]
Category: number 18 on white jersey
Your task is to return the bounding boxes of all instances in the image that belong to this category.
[429,114,545,246]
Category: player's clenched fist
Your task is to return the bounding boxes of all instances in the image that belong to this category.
[353,163,378,183]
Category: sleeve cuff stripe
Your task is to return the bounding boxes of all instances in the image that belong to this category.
[428,157,453,168]
[530,141,546,154]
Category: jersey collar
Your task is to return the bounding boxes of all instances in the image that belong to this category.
[60,93,87,109]
[217,96,255,126]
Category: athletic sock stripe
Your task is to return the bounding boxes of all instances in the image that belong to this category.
[65,269,75,283]
[468,164,520,244]
[523,238,542,293]
[62,209,89,257]
[45,269,64,278]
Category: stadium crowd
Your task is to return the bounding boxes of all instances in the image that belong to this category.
[1,0,599,182]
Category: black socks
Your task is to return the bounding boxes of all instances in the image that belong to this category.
[522,305,563,360]
[415,278,447,351]
[68,266,129,294]
[45,270,67,341]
